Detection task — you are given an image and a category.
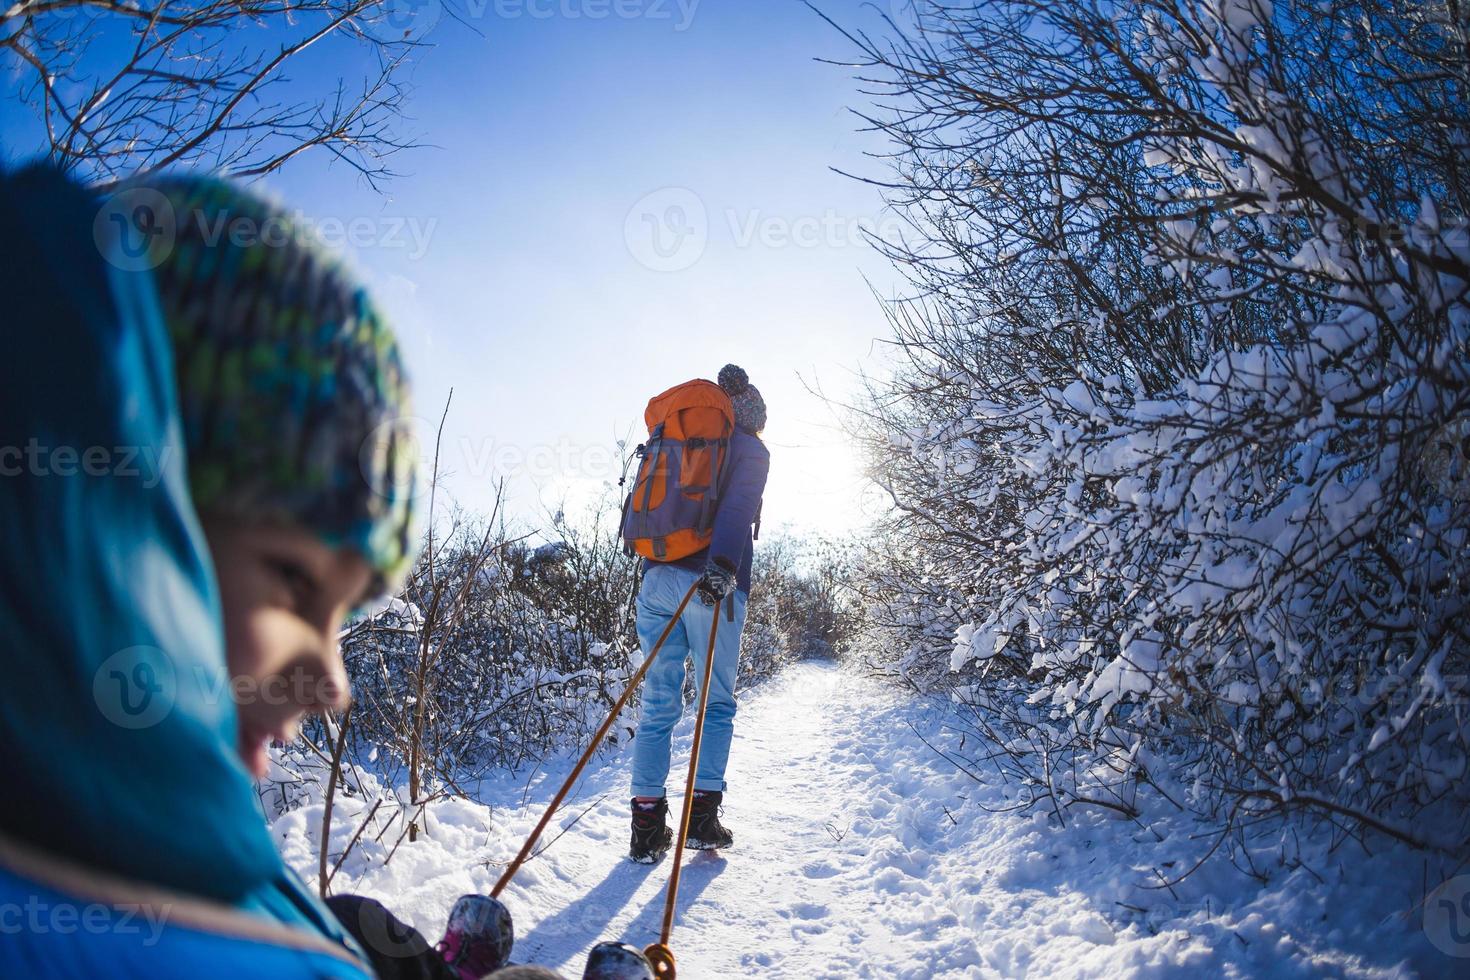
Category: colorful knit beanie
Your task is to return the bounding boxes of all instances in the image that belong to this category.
[121,176,419,594]
[718,364,766,435]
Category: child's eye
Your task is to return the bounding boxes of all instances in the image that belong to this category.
[266,557,317,610]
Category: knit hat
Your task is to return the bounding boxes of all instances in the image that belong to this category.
[124,176,419,595]
[718,364,766,435]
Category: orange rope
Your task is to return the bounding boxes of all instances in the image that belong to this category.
[658,595,722,948]
[491,581,700,899]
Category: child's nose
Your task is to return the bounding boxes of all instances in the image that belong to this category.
[302,640,351,711]
[316,656,351,711]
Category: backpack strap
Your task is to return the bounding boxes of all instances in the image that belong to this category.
[638,424,665,517]
[619,489,635,557]
[693,434,731,534]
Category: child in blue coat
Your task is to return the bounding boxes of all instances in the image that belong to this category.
[0,168,567,979]
[137,175,568,980]
[0,167,377,979]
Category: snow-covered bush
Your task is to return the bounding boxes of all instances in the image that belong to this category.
[741,532,864,686]
[276,487,858,834]
[846,0,1469,853]
[337,495,642,794]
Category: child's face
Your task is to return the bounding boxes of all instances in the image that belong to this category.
[201,518,371,779]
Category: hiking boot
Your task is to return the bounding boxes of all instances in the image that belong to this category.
[436,894,514,980]
[629,797,673,864]
[685,790,734,850]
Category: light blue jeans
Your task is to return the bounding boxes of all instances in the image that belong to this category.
[630,563,748,799]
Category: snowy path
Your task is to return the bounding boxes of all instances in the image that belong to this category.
[507,661,977,978]
[279,661,1446,978]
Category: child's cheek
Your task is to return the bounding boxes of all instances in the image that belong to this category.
[230,609,294,693]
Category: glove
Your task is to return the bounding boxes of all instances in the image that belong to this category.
[696,558,737,606]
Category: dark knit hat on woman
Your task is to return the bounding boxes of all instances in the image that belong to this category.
[123,176,419,594]
[718,364,766,435]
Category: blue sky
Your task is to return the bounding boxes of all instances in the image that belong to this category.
[4,0,908,539]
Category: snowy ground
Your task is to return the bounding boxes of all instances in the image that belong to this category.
[274,661,1458,978]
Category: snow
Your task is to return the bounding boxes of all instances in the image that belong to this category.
[274,662,1450,978]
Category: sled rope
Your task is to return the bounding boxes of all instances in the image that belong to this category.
[643,594,724,979]
[491,581,701,899]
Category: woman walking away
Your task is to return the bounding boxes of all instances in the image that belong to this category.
[621,364,770,863]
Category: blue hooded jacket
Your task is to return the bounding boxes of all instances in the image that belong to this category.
[0,167,371,978]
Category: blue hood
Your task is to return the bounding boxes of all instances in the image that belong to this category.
[0,165,359,959]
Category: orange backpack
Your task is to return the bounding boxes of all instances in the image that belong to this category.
[620,379,735,561]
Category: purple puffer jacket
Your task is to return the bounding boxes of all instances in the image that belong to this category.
[647,427,769,593]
